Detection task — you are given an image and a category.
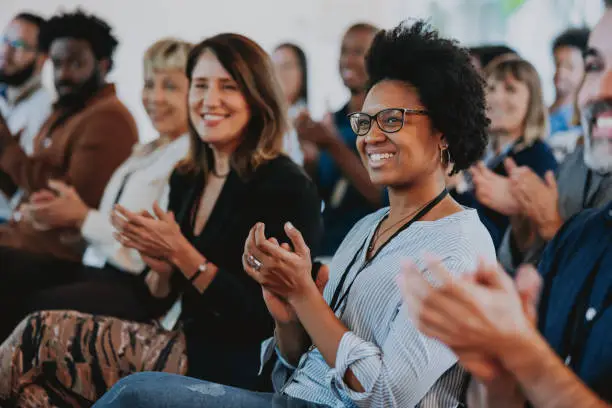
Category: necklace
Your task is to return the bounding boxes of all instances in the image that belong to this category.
[367,201,433,253]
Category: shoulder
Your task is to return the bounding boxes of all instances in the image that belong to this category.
[553,204,609,248]
[417,209,497,268]
[80,95,136,129]
[252,155,318,196]
[513,140,558,175]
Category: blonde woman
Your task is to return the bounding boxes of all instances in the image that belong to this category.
[453,57,558,248]
[0,38,192,339]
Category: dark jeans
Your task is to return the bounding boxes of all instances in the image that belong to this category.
[0,246,171,341]
[93,372,328,408]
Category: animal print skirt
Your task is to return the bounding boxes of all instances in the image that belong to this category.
[0,310,188,408]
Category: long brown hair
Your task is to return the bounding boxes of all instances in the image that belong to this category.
[485,57,548,145]
[180,33,288,179]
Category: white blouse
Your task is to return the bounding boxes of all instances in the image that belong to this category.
[81,134,190,274]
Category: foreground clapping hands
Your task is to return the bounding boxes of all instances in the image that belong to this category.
[396,256,541,383]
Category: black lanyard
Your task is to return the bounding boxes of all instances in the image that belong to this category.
[329,188,449,314]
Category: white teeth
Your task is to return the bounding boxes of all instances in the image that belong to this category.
[204,114,225,120]
[369,153,395,161]
[596,117,612,129]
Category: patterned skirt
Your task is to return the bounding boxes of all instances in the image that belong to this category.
[0,310,188,408]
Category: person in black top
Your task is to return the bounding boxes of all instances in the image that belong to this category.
[0,33,323,408]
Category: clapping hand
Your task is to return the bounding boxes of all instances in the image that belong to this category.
[470,162,520,216]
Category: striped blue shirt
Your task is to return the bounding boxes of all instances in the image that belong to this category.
[261,208,496,407]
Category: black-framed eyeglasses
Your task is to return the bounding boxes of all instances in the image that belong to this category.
[347,108,429,136]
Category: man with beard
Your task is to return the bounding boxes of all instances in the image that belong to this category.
[0,13,52,221]
[0,10,137,291]
[399,1,612,405]
[294,23,385,258]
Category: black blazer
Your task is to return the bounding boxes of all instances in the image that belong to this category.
[167,155,323,388]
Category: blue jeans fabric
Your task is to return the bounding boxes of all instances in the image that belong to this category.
[93,372,328,408]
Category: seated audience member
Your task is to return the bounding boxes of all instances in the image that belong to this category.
[295,23,384,258]
[0,13,52,221]
[468,44,518,76]
[451,58,558,248]
[0,38,192,341]
[549,27,590,136]
[272,42,307,165]
[498,142,612,275]
[93,20,495,408]
[399,6,612,405]
[0,11,137,275]
[0,32,323,407]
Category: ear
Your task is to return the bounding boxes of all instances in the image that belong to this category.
[98,58,111,78]
[439,135,448,150]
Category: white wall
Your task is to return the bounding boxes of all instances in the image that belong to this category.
[0,0,404,141]
[1,0,602,141]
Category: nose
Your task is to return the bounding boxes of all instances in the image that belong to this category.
[363,124,388,144]
[203,84,221,107]
[580,69,612,107]
[55,64,71,83]
[152,85,166,103]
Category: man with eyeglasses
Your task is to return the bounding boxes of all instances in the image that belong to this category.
[0,13,52,222]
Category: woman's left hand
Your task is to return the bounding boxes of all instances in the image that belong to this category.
[243,221,316,303]
[111,202,187,261]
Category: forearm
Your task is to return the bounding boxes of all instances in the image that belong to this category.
[291,284,364,392]
[502,331,608,408]
[275,321,311,366]
[171,238,217,293]
[325,138,382,207]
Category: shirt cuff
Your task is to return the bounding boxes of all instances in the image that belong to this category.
[81,209,113,245]
[258,336,298,376]
[326,331,380,402]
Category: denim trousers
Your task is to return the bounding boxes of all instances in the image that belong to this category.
[93,372,329,408]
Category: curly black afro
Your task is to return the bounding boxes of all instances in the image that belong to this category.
[366,20,489,174]
[38,9,118,71]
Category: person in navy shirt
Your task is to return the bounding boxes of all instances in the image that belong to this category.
[295,23,387,257]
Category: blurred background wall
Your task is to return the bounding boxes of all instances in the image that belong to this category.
[0,0,604,140]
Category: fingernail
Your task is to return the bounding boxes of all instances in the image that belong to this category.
[286,222,294,230]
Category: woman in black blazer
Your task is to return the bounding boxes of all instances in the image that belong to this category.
[0,33,322,408]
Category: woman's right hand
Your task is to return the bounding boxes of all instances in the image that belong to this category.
[260,236,329,324]
[142,254,174,298]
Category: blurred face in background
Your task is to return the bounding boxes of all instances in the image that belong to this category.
[486,73,530,138]
[554,45,585,100]
[273,46,303,106]
[580,9,612,173]
[0,18,43,86]
[339,28,376,94]
[188,49,250,151]
[142,69,189,139]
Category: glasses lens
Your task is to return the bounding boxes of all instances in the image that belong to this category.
[349,113,371,136]
[378,109,404,133]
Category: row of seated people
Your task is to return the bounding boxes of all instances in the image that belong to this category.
[0,5,610,408]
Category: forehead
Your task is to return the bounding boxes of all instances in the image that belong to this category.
[342,29,375,49]
[145,68,186,81]
[272,47,298,64]
[49,38,93,59]
[362,80,423,112]
[191,49,232,79]
[5,19,38,41]
[554,45,583,60]
[589,10,612,60]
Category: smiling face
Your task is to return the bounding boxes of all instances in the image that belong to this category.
[188,49,250,152]
[273,46,304,106]
[579,9,612,173]
[142,69,189,138]
[486,73,530,136]
[339,28,376,94]
[356,80,442,188]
